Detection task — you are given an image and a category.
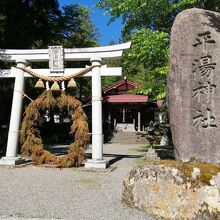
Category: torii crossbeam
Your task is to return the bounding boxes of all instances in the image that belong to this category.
[0,43,131,168]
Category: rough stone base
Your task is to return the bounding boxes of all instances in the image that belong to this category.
[0,157,25,166]
[84,159,109,169]
[122,162,220,219]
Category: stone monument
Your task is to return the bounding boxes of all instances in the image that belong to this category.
[168,8,220,163]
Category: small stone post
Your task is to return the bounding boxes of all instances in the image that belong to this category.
[85,57,108,168]
[122,108,126,123]
[114,118,117,131]
[0,59,28,165]
[138,110,141,132]
[108,109,111,124]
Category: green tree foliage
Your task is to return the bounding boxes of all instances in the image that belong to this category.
[0,14,6,36]
[0,0,61,49]
[58,4,99,48]
[97,0,220,100]
[125,29,169,70]
[124,29,169,100]
[0,1,99,49]
[98,0,220,37]
[173,0,220,13]
[98,0,175,37]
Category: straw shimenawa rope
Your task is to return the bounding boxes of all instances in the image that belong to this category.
[16,64,101,82]
[20,90,90,168]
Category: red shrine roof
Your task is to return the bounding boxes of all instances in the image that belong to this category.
[103,79,148,103]
[103,79,142,95]
[103,94,148,103]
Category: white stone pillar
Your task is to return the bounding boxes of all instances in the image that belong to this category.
[85,57,108,169]
[138,110,141,132]
[0,59,28,165]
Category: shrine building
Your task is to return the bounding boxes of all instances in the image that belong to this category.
[102,78,158,132]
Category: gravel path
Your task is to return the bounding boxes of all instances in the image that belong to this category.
[0,143,154,220]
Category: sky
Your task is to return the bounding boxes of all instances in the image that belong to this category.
[58,0,123,46]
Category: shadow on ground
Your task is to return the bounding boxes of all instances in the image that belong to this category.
[44,145,69,156]
[132,145,150,153]
[44,143,175,166]
[86,153,144,166]
[154,145,175,160]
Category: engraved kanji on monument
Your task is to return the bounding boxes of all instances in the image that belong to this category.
[168,8,220,163]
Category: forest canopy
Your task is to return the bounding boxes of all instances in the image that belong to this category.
[0,0,99,49]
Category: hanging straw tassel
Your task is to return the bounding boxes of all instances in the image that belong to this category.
[34,79,45,89]
[50,81,60,92]
[67,78,77,89]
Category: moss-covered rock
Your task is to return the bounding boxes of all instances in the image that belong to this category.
[122,161,220,219]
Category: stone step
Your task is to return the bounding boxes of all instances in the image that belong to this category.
[109,132,149,144]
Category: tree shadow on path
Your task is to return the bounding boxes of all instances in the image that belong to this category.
[86,152,144,166]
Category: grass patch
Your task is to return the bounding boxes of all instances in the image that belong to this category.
[129,145,150,153]
[134,157,149,166]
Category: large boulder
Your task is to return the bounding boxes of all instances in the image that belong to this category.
[168,8,220,163]
[122,162,220,219]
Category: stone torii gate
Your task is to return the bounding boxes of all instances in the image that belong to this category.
[0,43,131,168]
